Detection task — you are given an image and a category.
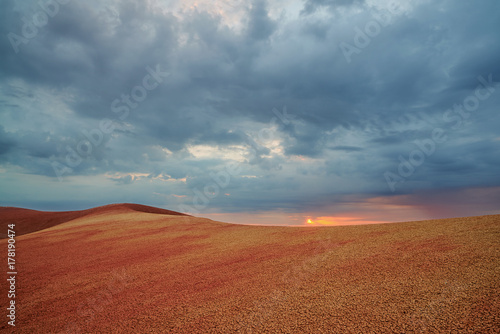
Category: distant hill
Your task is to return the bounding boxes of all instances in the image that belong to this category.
[0,203,188,237]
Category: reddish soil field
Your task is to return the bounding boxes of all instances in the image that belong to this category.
[0,204,499,333]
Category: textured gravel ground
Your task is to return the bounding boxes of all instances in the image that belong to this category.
[1,205,499,333]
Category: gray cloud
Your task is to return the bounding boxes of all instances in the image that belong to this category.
[301,0,366,15]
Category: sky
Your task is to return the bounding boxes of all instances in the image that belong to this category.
[0,0,499,226]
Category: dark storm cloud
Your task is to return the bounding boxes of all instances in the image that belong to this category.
[0,126,15,156]
[0,0,499,217]
[247,0,277,40]
[328,146,363,152]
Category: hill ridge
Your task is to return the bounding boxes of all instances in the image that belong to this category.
[0,203,189,237]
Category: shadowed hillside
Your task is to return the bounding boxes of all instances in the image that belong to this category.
[0,205,498,333]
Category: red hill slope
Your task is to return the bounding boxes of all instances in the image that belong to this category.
[0,206,498,333]
[0,203,188,237]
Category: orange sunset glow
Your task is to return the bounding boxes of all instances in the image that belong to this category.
[304,216,389,226]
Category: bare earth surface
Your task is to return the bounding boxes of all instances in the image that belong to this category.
[0,204,499,333]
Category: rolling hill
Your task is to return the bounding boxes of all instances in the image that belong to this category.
[0,203,188,237]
